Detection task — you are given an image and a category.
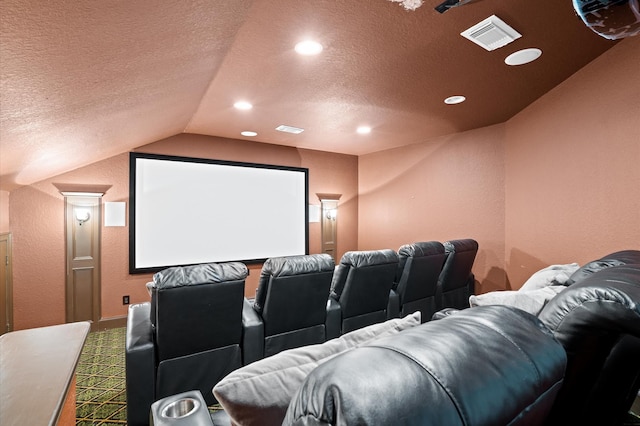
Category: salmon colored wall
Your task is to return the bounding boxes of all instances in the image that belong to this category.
[0,190,9,233]
[7,39,638,329]
[358,124,506,293]
[504,38,640,287]
[9,154,135,329]
[9,135,358,329]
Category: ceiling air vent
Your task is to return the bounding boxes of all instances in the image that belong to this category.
[275,124,304,134]
[461,15,521,51]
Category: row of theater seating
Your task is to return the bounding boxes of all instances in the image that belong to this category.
[125,238,478,426]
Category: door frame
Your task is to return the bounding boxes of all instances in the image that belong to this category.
[0,232,13,335]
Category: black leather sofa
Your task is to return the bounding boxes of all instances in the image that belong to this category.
[149,249,640,426]
[284,305,566,425]
[538,250,640,425]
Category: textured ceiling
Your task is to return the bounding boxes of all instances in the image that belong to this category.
[0,0,617,190]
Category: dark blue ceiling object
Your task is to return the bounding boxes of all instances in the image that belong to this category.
[573,0,640,39]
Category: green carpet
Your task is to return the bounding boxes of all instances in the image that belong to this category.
[75,327,222,425]
[76,327,127,425]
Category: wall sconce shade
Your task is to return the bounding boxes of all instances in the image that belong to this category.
[326,208,337,220]
[75,209,91,226]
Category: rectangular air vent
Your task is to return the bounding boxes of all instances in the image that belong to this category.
[461,15,521,51]
[275,124,304,134]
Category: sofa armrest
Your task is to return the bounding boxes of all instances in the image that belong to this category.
[325,298,342,340]
[467,273,476,296]
[431,307,461,321]
[241,298,264,365]
[387,289,400,320]
[126,302,157,426]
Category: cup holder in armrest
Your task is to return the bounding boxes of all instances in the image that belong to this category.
[161,397,200,418]
[151,390,214,426]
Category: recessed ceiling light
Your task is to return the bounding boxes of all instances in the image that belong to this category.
[241,131,257,137]
[233,101,253,110]
[295,40,323,56]
[357,126,371,134]
[505,48,542,66]
[444,95,466,105]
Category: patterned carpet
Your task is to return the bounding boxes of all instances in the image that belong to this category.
[75,327,223,425]
[76,327,127,425]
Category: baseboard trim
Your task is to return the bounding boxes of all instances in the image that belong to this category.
[97,315,127,330]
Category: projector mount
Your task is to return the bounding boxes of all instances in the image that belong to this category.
[434,0,477,13]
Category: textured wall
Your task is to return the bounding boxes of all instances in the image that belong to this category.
[9,135,358,329]
[357,38,640,292]
[504,38,640,287]
[358,124,506,293]
[10,184,66,327]
[6,38,638,328]
[0,191,9,233]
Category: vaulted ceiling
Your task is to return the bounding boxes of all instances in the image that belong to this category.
[0,0,617,191]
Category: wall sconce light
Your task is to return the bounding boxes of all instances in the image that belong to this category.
[75,209,91,226]
[326,208,337,220]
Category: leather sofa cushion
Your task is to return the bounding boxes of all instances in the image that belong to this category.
[213,311,421,426]
[284,305,566,425]
[539,264,640,345]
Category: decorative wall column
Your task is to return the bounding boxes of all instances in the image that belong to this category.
[316,193,341,262]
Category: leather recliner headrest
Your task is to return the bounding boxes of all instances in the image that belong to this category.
[152,262,248,290]
[443,239,478,254]
[398,241,445,258]
[261,253,335,278]
[340,249,398,268]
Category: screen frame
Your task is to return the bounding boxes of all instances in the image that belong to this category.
[129,152,309,274]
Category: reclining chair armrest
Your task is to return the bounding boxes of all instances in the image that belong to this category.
[125,302,157,426]
[467,273,476,296]
[325,298,342,340]
[432,307,462,321]
[151,390,215,426]
[242,298,264,365]
[387,289,400,320]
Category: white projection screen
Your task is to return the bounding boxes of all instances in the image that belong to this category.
[129,153,309,273]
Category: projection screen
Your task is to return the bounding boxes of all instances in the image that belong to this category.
[129,153,309,273]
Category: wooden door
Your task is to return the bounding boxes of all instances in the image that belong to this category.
[65,196,101,328]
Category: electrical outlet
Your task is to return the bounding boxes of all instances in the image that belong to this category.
[123,295,130,305]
